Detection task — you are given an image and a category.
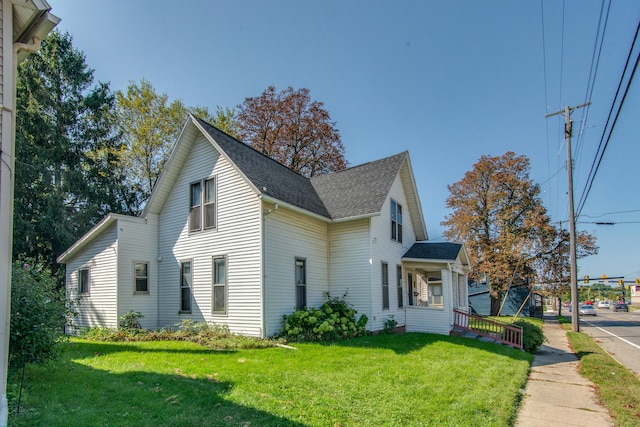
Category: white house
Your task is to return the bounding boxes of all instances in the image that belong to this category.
[57,115,471,337]
[1,1,59,424]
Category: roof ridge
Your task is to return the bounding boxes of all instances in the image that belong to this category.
[192,115,312,181]
[314,151,408,178]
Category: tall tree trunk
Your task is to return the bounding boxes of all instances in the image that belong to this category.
[490,294,501,316]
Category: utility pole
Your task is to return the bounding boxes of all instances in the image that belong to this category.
[546,102,591,332]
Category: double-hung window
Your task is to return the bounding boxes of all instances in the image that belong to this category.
[135,262,149,293]
[189,177,216,232]
[180,261,192,313]
[204,178,216,229]
[212,256,226,314]
[78,268,90,295]
[295,258,306,310]
[382,262,389,310]
[391,200,403,243]
[428,277,443,306]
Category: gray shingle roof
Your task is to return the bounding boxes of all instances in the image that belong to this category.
[195,117,330,218]
[403,242,462,261]
[196,117,407,221]
[310,152,408,220]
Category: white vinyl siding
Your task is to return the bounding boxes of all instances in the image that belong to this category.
[369,175,416,330]
[157,134,262,336]
[327,219,371,328]
[116,215,158,329]
[65,222,119,329]
[264,206,328,337]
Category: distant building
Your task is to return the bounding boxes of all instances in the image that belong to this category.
[468,281,542,318]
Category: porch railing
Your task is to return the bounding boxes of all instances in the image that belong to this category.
[453,309,523,351]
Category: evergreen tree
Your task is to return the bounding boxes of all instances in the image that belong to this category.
[13,31,132,276]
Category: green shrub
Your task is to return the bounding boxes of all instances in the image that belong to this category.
[80,320,277,349]
[383,315,397,334]
[512,320,544,353]
[9,260,75,370]
[118,311,143,330]
[281,292,368,342]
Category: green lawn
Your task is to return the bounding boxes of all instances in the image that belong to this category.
[9,333,532,427]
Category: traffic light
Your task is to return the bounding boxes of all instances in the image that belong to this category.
[636,278,639,285]
[618,279,624,286]
[602,274,607,281]
[584,275,589,284]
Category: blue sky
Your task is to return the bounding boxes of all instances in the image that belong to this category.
[50,1,640,283]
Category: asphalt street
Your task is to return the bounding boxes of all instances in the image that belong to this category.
[570,308,640,377]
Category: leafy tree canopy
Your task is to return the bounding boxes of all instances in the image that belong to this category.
[236,86,347,177]
[442,152,555,313]
[115,80,235,213]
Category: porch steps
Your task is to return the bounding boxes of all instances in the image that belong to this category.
[451,327,508,346]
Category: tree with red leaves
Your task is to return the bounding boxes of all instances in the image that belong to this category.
[236,86,347,177]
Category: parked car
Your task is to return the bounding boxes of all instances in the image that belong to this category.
[597,301,610,309]
[579,305,597,316]
[613,302,629,312]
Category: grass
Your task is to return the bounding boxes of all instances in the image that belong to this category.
[8,333,532,427]
[558,315,640,426]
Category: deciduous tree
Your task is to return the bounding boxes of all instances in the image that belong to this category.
[442,152,554,314]
[534,227,598,308]
[115,79,190,212]
[236,86,347,177]
[116,80,234,212]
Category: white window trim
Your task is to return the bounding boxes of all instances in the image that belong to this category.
[397,265,403,308]
[295,257,307,310]
[204,177,217,230]
[428,278,444,307]
[179,260,193,314]
[189,176,217,234]
[133,260,150,295]
[189,181,202,232]
[391,199,403,243]
[382,262,389,310]
[212,255,227,315]
[78,267,90,296]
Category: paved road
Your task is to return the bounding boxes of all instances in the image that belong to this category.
[572,308,640,377]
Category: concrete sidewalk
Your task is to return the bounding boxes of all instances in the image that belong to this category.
[515,313,614,427]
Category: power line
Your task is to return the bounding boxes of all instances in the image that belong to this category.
[576,19,640,216]
[581,209,640,218]
[576,52,640,216]
[575,0,611,172]
[579,221,640,225]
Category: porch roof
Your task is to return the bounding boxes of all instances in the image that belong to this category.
[402,242,462,262]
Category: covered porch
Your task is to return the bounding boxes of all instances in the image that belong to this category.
[402,243,471,335]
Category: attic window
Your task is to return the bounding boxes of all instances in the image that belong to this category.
[391,199,403,243]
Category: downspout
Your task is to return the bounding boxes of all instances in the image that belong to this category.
[13,37,41,56]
